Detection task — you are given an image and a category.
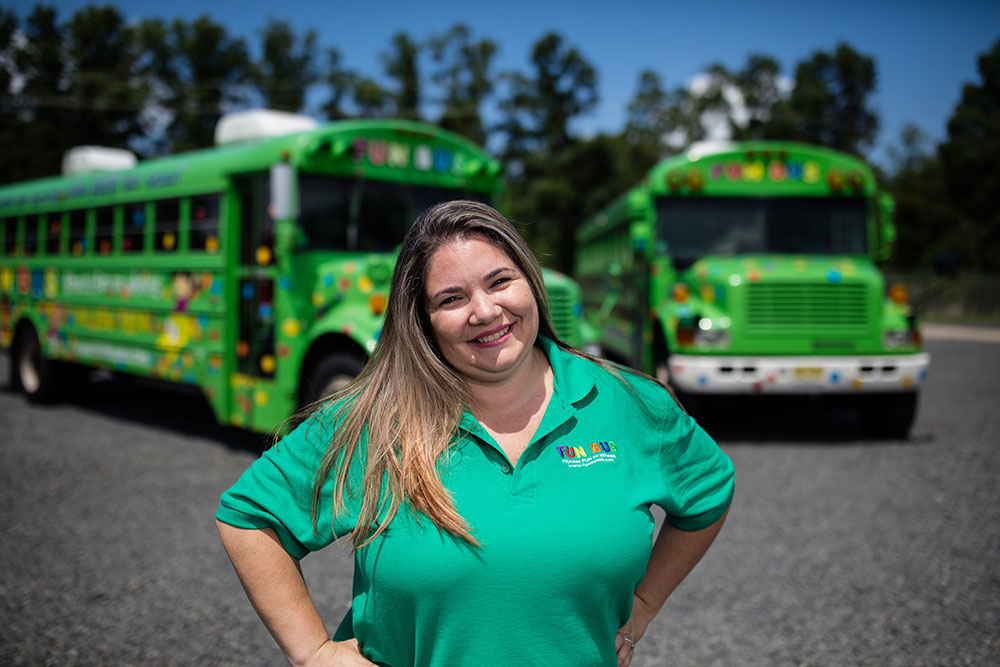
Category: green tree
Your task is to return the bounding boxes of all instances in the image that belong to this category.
[382,32,420,120]
[352,76,392,118]
[63,5,148,150]
[255,19,317,112]
[2,5,67,180]
[139,15,251,153]
[429,23,497,144]
[497,32,599,271]
[729,55,784,140]
[500,32,598,157]
[321,47,355,120]
[938,38,1000,272]
[885,125,952,270]
[763,42,878,154]
[624,70,673,148]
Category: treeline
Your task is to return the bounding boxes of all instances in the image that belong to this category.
[0,5,997,273]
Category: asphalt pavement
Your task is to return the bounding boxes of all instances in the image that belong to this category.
[1,332,998,666]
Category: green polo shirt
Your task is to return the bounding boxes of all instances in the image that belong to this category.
[217,336,734,667]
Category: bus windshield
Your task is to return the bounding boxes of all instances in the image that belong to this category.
[298,173,490,252]
[655,196,868,264]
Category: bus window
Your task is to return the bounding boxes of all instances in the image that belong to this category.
[3,218,16,256]
[95,206,114,255]
[155,199,180,252]
[24,216,38,256]
[45,213,63,255]
[298,174,351,249]
[298,175,490,252]
[69,209,88,256]
[123,202,147,253]
[355,181,412,252]
[190,194,221,253]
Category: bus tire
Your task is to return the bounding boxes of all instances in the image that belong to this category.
[12,325,64,404]
[858,392,918,439]
[302,352,365,405]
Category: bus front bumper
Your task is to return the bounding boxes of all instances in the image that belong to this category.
[668,353,930,394]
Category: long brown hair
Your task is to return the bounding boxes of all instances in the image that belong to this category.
[310,200,565,549]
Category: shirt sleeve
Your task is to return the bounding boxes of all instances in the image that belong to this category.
[215,409,360,558]
[654,398,735,531]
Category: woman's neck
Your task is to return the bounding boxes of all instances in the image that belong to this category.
[467,346,552,424]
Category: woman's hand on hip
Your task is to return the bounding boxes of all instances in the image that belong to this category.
[298,639,376,666]
[616,593,655,667]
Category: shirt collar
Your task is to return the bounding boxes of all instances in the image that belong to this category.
[457,335,598,437]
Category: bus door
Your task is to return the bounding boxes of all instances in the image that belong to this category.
[229,172,286,431]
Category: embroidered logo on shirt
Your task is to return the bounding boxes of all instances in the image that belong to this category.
[557,441,617,468]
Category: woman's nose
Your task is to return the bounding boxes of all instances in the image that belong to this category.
[468,291,500,325]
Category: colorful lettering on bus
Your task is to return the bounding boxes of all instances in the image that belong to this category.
[1,111,584,433]
[575,141,929,438]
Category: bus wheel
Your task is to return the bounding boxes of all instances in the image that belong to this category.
[303,352,364,405]
[859,392,918,439]
[13,325,63,403]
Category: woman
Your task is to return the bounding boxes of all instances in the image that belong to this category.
[217,200,734,667]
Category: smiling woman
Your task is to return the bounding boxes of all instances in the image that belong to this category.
[424,235,541,386]
[216,201,735,667]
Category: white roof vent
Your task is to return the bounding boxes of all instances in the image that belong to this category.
[686,140,735,161]
[215,109,318,146]
[62,146,138,176]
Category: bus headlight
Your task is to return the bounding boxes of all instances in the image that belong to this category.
[693,317,730,347]
[884,330,917,348]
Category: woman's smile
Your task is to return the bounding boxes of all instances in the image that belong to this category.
[470,323,514,346]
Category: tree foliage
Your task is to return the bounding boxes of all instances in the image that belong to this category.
[0,7,996,277]
[139,15,251,153]
[255,19,318,113]
[937,38,1000,272]
[382,32,421,120]
[429,23,496,145]
[763,42,878,154]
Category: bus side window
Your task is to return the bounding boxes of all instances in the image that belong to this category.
[69,209,88,256]
[2,218,15,257]
[123,202,147,253]
[24,216,38,256]
[45,212,64,255]
[155,199,180,252]
[190,194,221,253]
[95,206,115,255]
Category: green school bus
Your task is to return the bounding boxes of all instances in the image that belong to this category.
[0,111,584,432]
[576,140,929,437]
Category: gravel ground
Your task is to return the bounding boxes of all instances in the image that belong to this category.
[1,337,998,666]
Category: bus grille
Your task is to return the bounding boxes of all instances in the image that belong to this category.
[546,284,579,345]
[745,282,870,335]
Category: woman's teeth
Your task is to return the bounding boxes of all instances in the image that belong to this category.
[475,325,511,343]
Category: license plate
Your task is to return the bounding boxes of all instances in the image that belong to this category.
[793,367,824,381]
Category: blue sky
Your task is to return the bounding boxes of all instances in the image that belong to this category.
[23,0,1000,166]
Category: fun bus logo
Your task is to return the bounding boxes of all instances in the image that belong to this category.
[557,441,617,468]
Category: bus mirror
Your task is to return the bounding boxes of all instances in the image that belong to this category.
[270,163,297,220]
[877,192,896,261]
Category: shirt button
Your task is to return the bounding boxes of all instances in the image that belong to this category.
[501,463,512,474]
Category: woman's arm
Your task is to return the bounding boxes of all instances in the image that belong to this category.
[615,508,730,667]
[216,521,373,667]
